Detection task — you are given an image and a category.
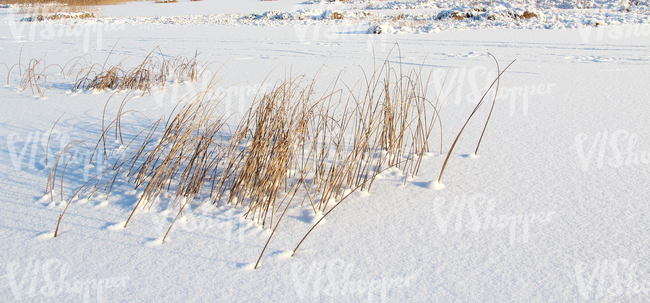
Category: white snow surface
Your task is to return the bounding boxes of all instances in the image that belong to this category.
[1,0,650,302]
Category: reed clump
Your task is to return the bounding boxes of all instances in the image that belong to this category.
[4,46,208,97]
[18,56,64,98]
[1,46,60,97]
[47,50,512,268]
[73,48,206,94]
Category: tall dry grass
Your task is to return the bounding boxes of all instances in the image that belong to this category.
[73,47,207,94]
[46,49,512,268]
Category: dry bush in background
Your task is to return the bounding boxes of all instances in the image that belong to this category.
[2,0,132,15]
[1,0,132,6]
[1,46,210,97]
[73,47,207,93]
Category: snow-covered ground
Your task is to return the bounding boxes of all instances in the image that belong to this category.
[1,1,649,302]
[7,0,650,32]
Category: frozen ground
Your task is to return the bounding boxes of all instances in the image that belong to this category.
[1,1,650,302]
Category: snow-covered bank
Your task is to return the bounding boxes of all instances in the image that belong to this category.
[2,0,650,34]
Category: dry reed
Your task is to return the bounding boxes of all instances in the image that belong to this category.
[73,47,207,94]
[4,46,209,97]
[18,56,63,97]
[46,49,512,268]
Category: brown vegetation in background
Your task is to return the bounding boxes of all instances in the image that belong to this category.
[2,46,208,98]
[1,0,132,5]
[1,0,132,15]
